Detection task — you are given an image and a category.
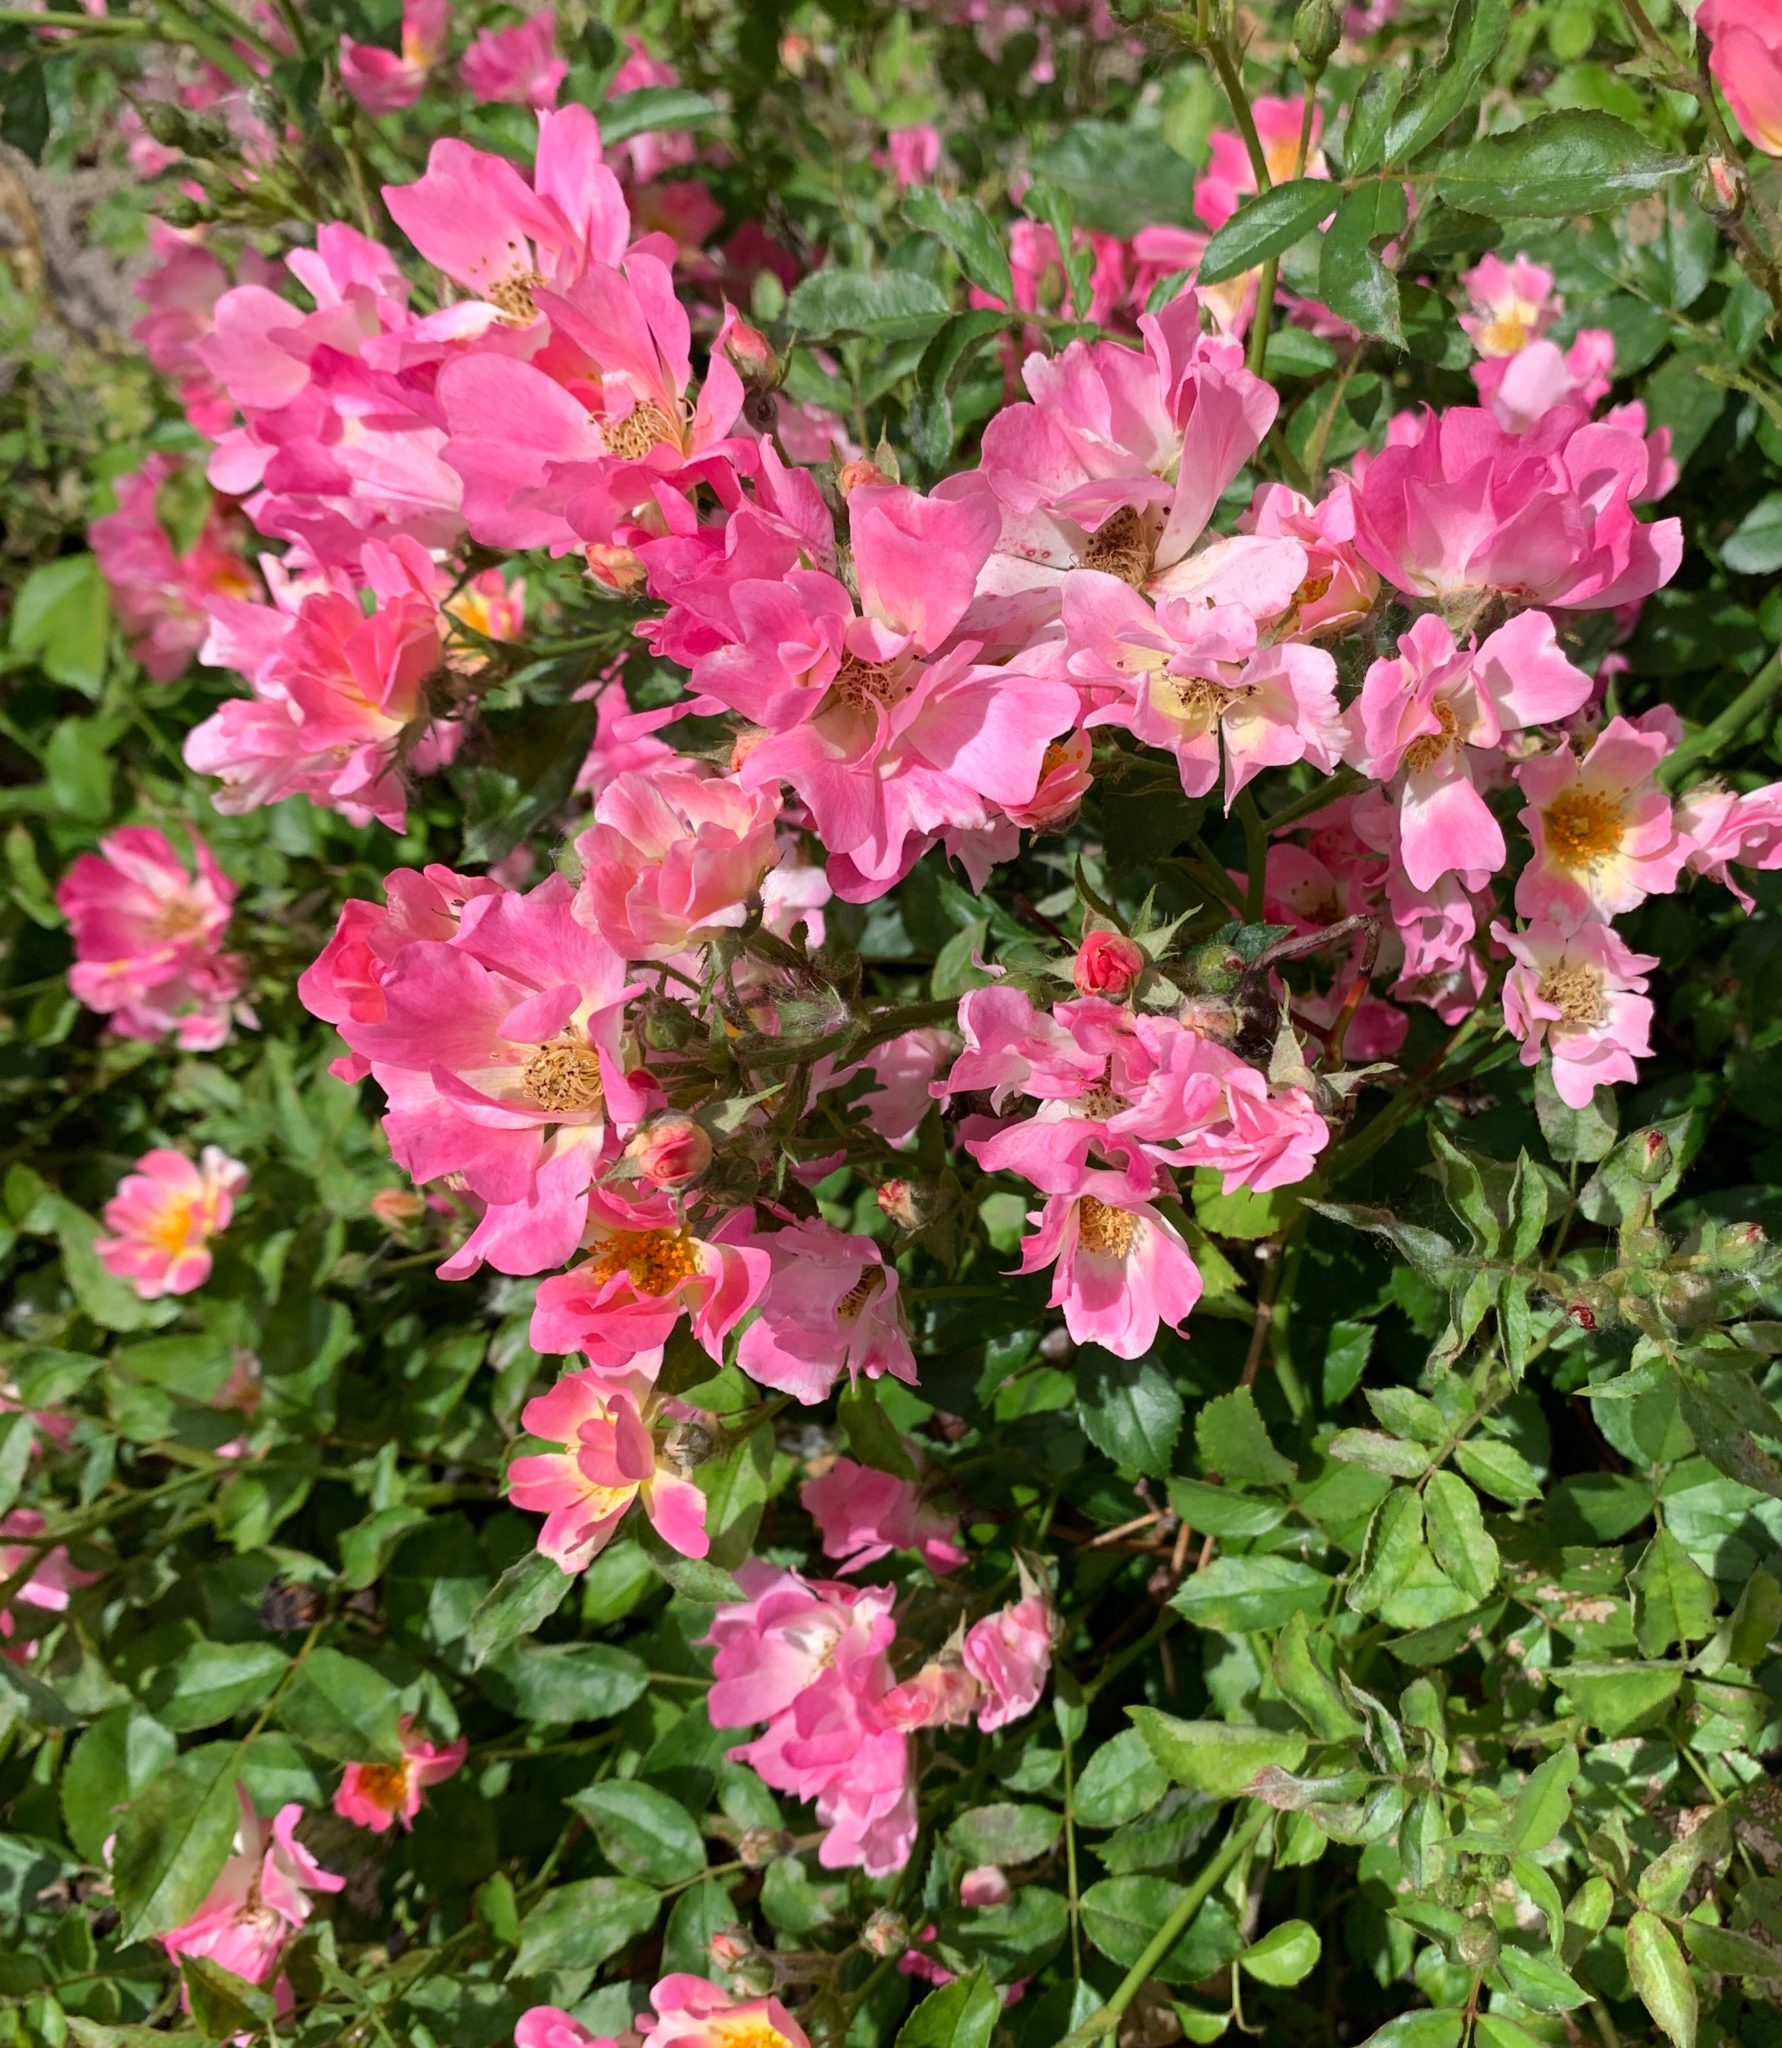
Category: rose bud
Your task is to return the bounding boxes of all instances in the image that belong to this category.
[838,458,891,496]
[877,1178,919,1229]
[722,311,779,383]
[370,1187,425,1228]
[1074,929,1145,999]
[960,1865,1012,1908]
[860,1909,909,1959]
[583,542,646,594]
[626,1115,713,1188]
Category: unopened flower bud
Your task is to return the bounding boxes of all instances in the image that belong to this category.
[736,1825,792,1868]
[861,1908,909,1959]
[960,1865,1012,1908]
[662,1419,717,1474]
[370,1187,425,1229]
[722,312,780,383]
[1178,992,1241,1042]
[1566,1299,1598,1331]
[838,458,891,496]
[626,1115,713,1189]
[1717,1221,1770,1272]
[1186,942,1246,994]
[710,1924,778,1996]
[583,542,647,594]
[1074,928,1145,998]
[709,1924,757,1969]
[1635,1129,1672,1181]
[1293,0,1342,70]
[877,1178,921,1229]
[879,1657,979,1729]
[1695,153,1746,219]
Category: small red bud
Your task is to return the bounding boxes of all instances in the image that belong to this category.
[877,1178,919,1229]
[370,1187,425,1227]
[1567,1301,1598,1331]
[1074,929,1145,998]
[721,310,779,381]
[960,1865,1012,1908]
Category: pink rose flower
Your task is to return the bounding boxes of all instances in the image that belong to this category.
[737,1223,918,1404]
[1496,918,1659,1108]
[1514,715,1687,927]
[1016,1170,1202,1360]
[640,1975,812,2048]
[158,1788,342,1991]
[339,0,448,112]
[962,1592,1053,1731]
[334,1715,467,1834]
[1458,252,1561,358]
[1700,0,1782,155]
[95,1146,249,1300]
[515,2011,616,2048]
[801,1459,967,1575]
[459,8,565,108]
[1074,930,1144,998]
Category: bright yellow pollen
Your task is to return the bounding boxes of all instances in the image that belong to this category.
[585,1228,700,1297]
[354,1761,411,1810]
[1080,504,1153,589]
[1478,309,1531,356]
[147,1198,199,1255]
[1403,698,1461,775]
[711,2019,794,2048]
[1077,1195,1137,1258]
[1542,787,1626,869]
[1537,960,1607,1025]
[519,1038,606,1115]
[1293,569,1334,609]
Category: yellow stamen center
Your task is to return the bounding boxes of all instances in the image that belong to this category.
[1478,309,1530,356]
[1077,1195,1137,1258]
[1079,505,1154,589]
[1403,698,1461,775]
[488,269,545,326]
[519,1037,606,1115]
[1537,960,1607,1025]
[152,897,207,942]
[599,400,679,460]
[1293,569,1334,609]
[584,1228,700,1296]
[711,2019,794,2048]
[147,1198,199,1255]
[354,1761,411,1810]
[1542,787,1626,869]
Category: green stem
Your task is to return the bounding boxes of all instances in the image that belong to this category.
[1237,788,1268,922]
[1246,88,1319,379]
[1057,1806,1270,2048]
[1265,765,1363,836]
[1658,650,1782,786]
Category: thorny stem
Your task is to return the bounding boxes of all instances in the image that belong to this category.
[1057,1805,1270,2047]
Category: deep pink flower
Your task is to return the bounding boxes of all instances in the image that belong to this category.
[0,1508,97,1661]
[882,124,942,189]
[460,8,566,108]
[802,1460,967,1575]
[96,1147,249,1300]
[90,454,257,682]
[1016,1170,1202,1360]
[508,1367,709,1570]
[1700,0,1782,155]
[339,0,447,112]
[574,768,780,958]
[1347,610,1594,891]
[1514,715,1686,926]
[962,1592,1053,1732]
[737,1223,917,1403]
[515,2011,615,2048]
[158,1788,342,1989]
[334,1716,466,1834]
[58,824,250,1049]
[1350,406,1683,612]
[1074,930,1144,998]
[1496,918,1658,1108]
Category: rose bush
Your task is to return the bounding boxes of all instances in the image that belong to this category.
[5,1,1782,2045]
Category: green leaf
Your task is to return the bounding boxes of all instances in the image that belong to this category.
[904,187,1014,304]
[1271,1610,1363,1741]
[596,85,720,146]
[1346,67,1406,177]
[1029,121,1197,239]
[1166,1477,1286,1538]
[181,1957,275,2038]
[481,1641,650,1725]
[569,1781,706,1886]
[1678,1370,1782,1500]
[1424,1471,1500,1601]
[1453,1437,1542,1504]
[895,1967,1000,2048]
[946,1803,1061,1866]
[1381,0,1511,163]
[458,695,600,865]
[150,1641,288,1734]
[1072,1728,1170,1829]
[1504,1746,1578,1855]
[836,1379,917,1479]
[510,1876,661,1977]
[1081,1876,1240,1981]
[1329,1428,1431,1479]
[1318,183,1404,345]
[1636,1808,1729,1916]
[698,1421,773,1569]
[1681,1919,1782,1979]
[1078,1352,1183,1477]
[275,1647,403,1763]
[1240,1918,1321,1985]
[786,268,952,341]
[1170,1554,1332,1632]
[1632,1527,1718,1656]
[1431,111,1687,218]
[1627,1909,1698,2048]
[465,1550,573,1669]
[637,1525,744,1604]
[1357,2016,1464,2047]
[110,1741,243,1945]
[1722,492,1782,575]
[60,1707,178,1864]
[1555,1660,1681,1737]
[9,553,109,695]
[1200,179,1335,286]
[1129,1708,1307,1798]
[1347,1485,1427,1615]
[1491,1946,1590,2013]
[1194,1384,1296,1486]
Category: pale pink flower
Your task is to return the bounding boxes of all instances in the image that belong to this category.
[1237,478,1380,638]
[58,824,250,1049]
[801,1460,967,1575]
[640,1975,813,2048]
[1458,252,1561,358]
[1496,919,1658,1108]
[507,1367,709,1571]
[962,1593,1053,1731]
[515,2012,615,2048]
[1473,332,1615,432]
[1069,578,1344,806]
[334,1716,467,1834]
[846,1029,954,1149]
[96,1147,249,1300]
[1700,0,1782,155]
[158,1788,342,1989]
[460,8,565,108]
[1677,780,1782,909]
[1350,405,1683,612]
[90,454,257,680]
[528,1191,768,1371]
[0,1509,98,1661]
[339,0,448,112]
[737,1223,917,1403]
[1514,716,1687,926]
[1194,97,1326,232]
[574,768,781,958]
[1016,1170,1201,1360]
[1347,610,1594,891]
[961,1865,1013,1908]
